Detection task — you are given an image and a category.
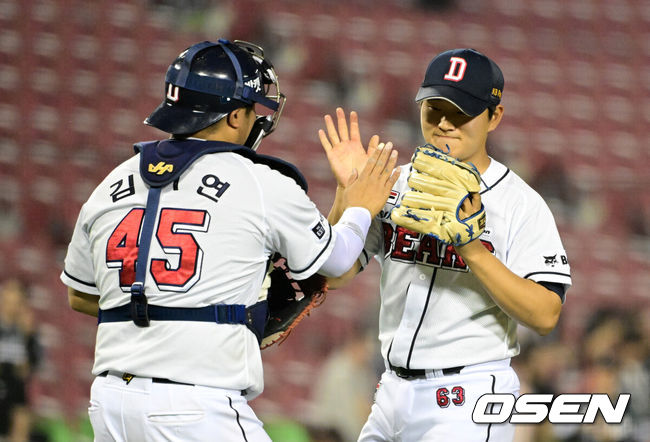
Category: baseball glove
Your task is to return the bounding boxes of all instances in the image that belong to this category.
[390,144,486,246]
[260,256,328,349]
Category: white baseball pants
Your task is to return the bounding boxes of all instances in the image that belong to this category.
[358,359,519,442]
[88,372,271,442]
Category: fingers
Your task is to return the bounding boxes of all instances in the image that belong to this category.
[349,111,361,142]
[387,162,401,188]
[336,107,350,142]
[374,143,400,195]
[318,129,332,152]
[385,145,398,174]
[323,108,378,153]
[323,114,340,145]
[375,142,394,175]
[362,142,390,176]
[362,142,400,185]
[367,134,379,158]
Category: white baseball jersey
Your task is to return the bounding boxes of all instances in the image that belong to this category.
[360,157,571,370]
[61,142,334,399]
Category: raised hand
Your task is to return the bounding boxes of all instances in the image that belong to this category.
[342,142,400,218]
[319,107,380,187]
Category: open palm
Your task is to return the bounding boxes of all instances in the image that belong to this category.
[319,108,380,187]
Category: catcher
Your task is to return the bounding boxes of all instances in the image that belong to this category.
[60,39,399,441]
[319,48,571,441]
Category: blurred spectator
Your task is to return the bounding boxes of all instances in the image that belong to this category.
[513,308,650,441]
[149,0,211,12]
[259,417,312,442]
[308,323,380,441]
[529,156,579,226]
[0,199,21,241]
[306,426,344,442]
[624,194,650,239]
[413,0,456,12]
[0,279,42,442]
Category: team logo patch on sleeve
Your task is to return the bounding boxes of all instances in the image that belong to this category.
[543,254,568,267]
[544,254,558,266]
[312,220,326,239]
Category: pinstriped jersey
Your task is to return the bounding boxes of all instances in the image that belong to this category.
[360,157,571,370]
[60,143,334,398]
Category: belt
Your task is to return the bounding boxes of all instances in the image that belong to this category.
[389,363,464,379]
[98,371,194,386]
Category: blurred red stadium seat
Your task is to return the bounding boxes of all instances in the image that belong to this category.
[2,0,648,422]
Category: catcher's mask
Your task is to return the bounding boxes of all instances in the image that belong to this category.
[145,39,285,150]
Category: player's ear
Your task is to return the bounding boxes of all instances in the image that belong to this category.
[226,108,244,129]
[226,106,254,129]
[487,105,504,132]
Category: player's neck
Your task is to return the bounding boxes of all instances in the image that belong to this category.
[476,156,491,174]
[466,153,491,174]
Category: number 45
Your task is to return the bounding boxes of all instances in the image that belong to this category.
[106,208,209,292]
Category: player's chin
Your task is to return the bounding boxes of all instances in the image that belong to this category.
[428,135,451,146]
[431,138,462,157]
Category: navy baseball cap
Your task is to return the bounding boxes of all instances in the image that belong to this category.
[415,48,504,117]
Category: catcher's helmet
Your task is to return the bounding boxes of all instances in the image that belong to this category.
[145,39,285,149]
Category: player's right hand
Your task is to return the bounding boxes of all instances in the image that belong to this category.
[342,142,400,217]
[319,107,379,188]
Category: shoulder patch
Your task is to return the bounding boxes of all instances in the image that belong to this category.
[543,253,568,267]
[311,216,327,239]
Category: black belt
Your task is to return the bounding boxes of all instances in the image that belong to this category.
[98,371,194,386]
[389,363,464,379]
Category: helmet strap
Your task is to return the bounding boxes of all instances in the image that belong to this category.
[175,41,216,85]
[244,116,273,151]
[218,39,245,99]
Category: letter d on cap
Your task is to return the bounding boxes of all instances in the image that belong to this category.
[444,57,467,82]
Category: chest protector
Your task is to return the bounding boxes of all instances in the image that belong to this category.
[97,139,307,344]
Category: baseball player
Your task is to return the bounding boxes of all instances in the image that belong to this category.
[60,39,399,441]
[319,48,572,441]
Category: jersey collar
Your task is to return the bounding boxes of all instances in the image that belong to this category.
[479,157,510,194]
